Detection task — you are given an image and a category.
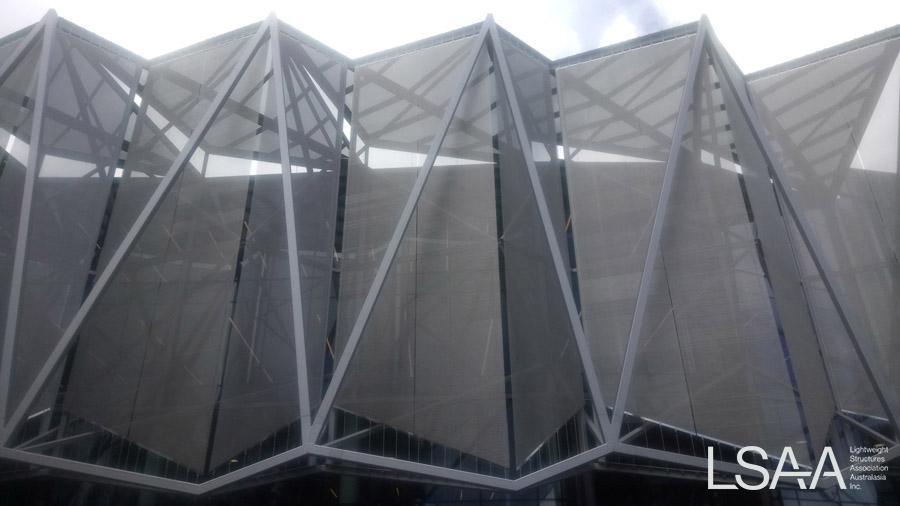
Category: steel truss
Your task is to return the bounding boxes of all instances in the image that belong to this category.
[0,10,897,496]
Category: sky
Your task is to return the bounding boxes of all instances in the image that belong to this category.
[0,0,899,72]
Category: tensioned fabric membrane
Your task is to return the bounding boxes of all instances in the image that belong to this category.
[0,10,896,494]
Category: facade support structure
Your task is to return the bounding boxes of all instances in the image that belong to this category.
[0,11,897,498]
[0,18,272,443]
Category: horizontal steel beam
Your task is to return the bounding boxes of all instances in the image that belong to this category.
[2,438,824,495]
[837,412,897,446]
[616,443,749,478]
[0,446,198,494]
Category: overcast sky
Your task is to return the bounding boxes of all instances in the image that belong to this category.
[1,0,898,72]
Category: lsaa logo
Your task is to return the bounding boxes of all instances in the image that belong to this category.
[707,446,846,490]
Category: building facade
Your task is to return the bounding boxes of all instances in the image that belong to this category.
[0,10,897,505]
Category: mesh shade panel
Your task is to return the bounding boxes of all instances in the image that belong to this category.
[0,34,41,398]
[556,35,695,408]
[7,31,139,420]
[59,32,256,470]
[749,39,900,418]
[627,53,807,459]
[497,37,566,261]
[495,65,584,467]
[717,55,836,456]
[57,33,297,472]
[333,44,511,468]
[334,36,479,370]
[0,31,27,64]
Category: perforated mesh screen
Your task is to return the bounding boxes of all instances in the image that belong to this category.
[7,31,140,421]
[0,32,41,405]
[625,53,808,459]
[333,42,511,467]
[59,33,296,472]
[556,35,695,408]
[0,15,895,490]
[749,39,900,419]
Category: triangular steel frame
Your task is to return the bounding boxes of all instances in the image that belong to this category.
[606,17,852,461]
[0,11,896,495]
[0,15,273,443]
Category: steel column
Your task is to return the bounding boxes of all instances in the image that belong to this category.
[0,18,272,444]
[487,19,612,439]
[609,19,708,437]
[270,17,314,440]
[0,10,57,427]
[307,18,492,442]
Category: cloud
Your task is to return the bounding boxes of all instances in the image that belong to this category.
[650,0,900,72]
[0,0,898,72]
[598,13,641,47]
